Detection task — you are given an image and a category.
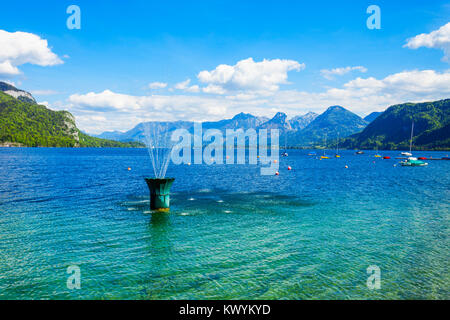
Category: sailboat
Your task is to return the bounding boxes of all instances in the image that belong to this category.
[401,122,414,157]
[374,146,382,158]
[281,129,288,157]
[400,122,428,167]
[321,133,329,159]
[335,133,341,158]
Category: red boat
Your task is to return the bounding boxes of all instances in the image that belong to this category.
[418,157,427,160]
[383,156,391,159]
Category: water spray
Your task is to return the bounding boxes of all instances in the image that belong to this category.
[142,123,175,211]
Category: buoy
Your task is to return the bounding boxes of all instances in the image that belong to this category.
[187,162,191,166]
[288,166,292,170]
[274,160,278,163]
[345,165,348,169]
[275,171,279,176]
[128,167,131,171]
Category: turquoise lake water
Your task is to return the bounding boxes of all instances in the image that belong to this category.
[0,148,448,299]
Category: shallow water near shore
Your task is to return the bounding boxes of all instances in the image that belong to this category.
[0,147,448,299]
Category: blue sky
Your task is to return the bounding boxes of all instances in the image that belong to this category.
[1,0,449,133]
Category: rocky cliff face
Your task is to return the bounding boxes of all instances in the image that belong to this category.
[257,112,293,131]
[61,111,80,146]
[0,81,36,104]
[290,112,318,130]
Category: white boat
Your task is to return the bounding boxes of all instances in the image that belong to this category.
[401,157,428,167]
[401,152,413,156]
[401,122,414,157]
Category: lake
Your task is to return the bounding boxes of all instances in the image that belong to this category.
[0,147,448,299]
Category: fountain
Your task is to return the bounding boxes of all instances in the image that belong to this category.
[143,123,176,211]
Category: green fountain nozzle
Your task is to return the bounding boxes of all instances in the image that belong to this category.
[145,178,175,211]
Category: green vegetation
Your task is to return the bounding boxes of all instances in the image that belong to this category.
[0,92,143,148]
[340,99,450,150]
[78,132,144,148]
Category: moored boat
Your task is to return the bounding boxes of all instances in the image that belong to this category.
[401,122,415,158]
[400,157,428,167]
[334,133,341,158]
[401,152,413,157]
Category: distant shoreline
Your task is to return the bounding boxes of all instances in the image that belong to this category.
[1,144,448,152]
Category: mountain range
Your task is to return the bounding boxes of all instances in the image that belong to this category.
[341,99,450,150]
[97,106,369,147]
[288,106,368,147]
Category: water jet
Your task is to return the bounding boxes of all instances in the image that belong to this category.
[142,123,177,212]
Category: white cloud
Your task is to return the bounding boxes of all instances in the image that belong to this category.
[202,84,226,95]
[404,22,450,62]
[148,82,167,89]
[67,90,229,133]
[0,79,16,86]
[321,66,367,80]
[0,61,20,76]
[198,57,304,94]
[37,101,50,107]
[174,78,200,92]
[31,89,59,95]
[344,70,450,94]
[186,85,200,93]
[271,69,450,116]
[0,30,63,76]
[69,90,143,111]
[174,79,191,90]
